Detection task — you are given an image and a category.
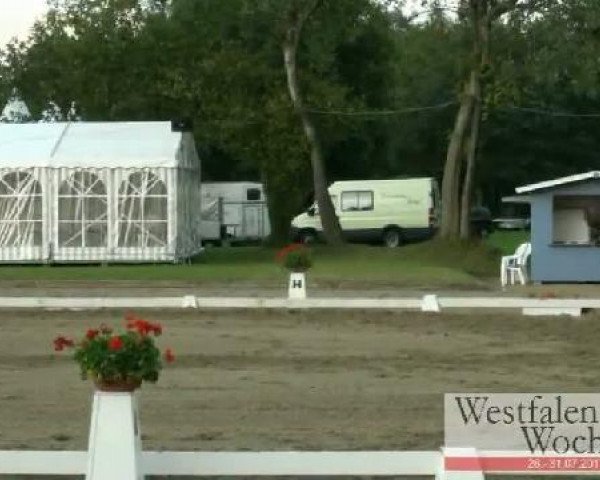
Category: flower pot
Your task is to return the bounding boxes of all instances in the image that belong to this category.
[94,378,142,393]
[288,271,307,299]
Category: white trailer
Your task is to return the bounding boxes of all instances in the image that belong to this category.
[200,182,270,243]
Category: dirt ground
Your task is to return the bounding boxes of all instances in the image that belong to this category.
[3,277,600,299]
[0,307,598,457]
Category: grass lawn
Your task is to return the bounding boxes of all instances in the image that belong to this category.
[0,233,524,289]
[486,229,530,255]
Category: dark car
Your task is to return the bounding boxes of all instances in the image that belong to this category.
[470,206,495,238]
[493,203,531,231]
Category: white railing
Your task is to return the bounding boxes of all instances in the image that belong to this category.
[0,450,441,477]
[0,294,595,315]
[2,449,600,478]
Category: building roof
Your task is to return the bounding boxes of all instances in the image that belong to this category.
[0,122,183,168]
[515,171,600,194]
[502,195,531,204]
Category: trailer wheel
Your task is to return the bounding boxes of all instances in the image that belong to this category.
[382,227,402,248]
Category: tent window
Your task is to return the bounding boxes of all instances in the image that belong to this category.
[58,172,107,248]
[118,172,168,247]
[0,171,42,247]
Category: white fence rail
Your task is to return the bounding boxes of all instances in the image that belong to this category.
[0,450,441,477]
[0,295,597,313]
[1,450,600,477]
[144,451,442,476]
[0,451,86,475]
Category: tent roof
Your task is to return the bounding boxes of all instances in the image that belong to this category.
[0,122,183,168]
[516,171,600,194]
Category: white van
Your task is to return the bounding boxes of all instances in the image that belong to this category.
[201,182,271,243]
[290,178,440,247]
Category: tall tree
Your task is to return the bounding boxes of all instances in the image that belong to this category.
[282,0,343,245]
[440,0,549,240]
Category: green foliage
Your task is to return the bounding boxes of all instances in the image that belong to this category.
[12,240,510,289]
[276,243,313,272]
[4,0,600,225]
[0,0,400,242]
[486,230,530,256]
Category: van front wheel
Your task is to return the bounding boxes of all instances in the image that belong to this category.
[382,228,402,248]
[298,229,317,245]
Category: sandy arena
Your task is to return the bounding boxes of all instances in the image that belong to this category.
[0,307,596,459]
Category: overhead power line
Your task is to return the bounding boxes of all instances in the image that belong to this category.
[307,102,600,119]
[305,100,458,116]
[305,102,600,119]
[501,105,600,118]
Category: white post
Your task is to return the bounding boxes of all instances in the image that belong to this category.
[421,294,441,312]
[440,448,484,480]
[86,391,143,480]
[288,272,307,299]
[181,295,198,308]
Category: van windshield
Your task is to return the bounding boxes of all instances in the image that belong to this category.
[308,195,337,214]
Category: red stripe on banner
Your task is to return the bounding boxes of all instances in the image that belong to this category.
[446,456,600,472]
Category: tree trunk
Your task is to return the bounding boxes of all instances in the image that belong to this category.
[459,76,481,239]
[262,176,291,246]
[441,0,495,241]
[439,72,476,239]
[460,4,490,240]
[282,1,344,245]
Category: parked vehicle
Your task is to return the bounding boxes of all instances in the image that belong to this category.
[493,203,531,230]
[470,205,495,238]
[200,182,270,244]
[290,178,440,247]
[493,217,531,230]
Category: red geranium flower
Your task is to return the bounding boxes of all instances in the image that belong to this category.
[127,317,162,337]
[108,336,124,351]
[53,336,74,352]
[86,329,99,340]
[151,323,162,336]
[164,348,175,363]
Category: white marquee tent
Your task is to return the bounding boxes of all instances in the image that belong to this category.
[0,121,202,263]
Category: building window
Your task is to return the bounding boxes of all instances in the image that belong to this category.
[553,195,600,245]
[341,191,374,212]
[58,172,107,247]
[118,172,168,247]
[0,171,42,247]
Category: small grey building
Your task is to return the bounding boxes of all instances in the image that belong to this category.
[510,171,600,283]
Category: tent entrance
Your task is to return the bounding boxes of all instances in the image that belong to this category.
[0,167,176,263]
[52,169,172,263]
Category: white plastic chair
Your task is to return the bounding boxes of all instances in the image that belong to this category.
[500,242,531,286]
